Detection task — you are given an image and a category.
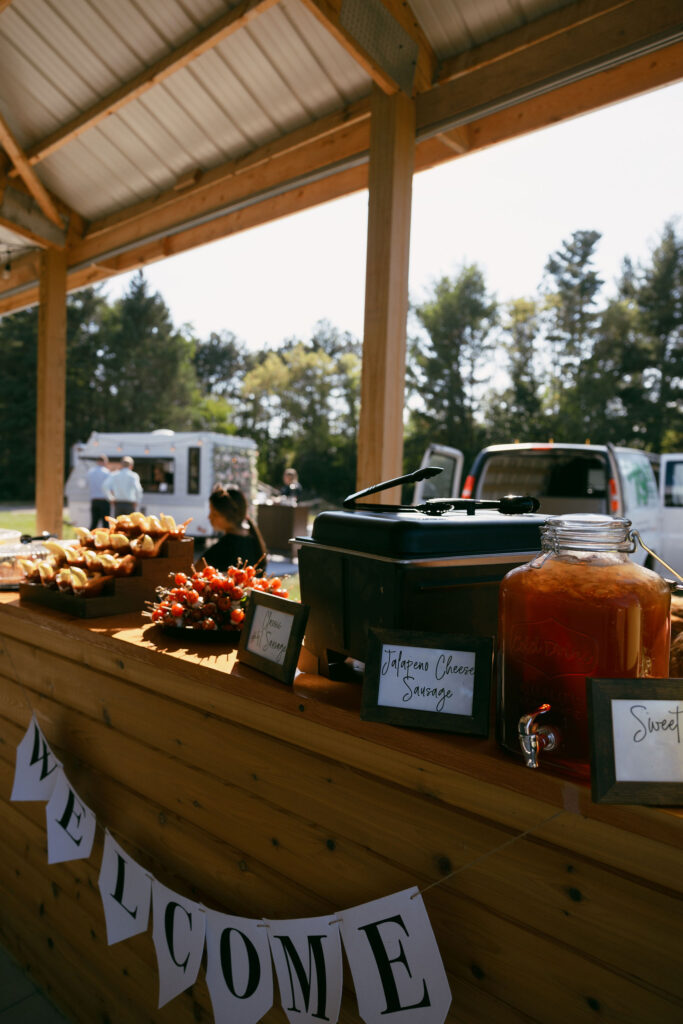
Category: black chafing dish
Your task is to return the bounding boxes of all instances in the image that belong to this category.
[296,467,545,677]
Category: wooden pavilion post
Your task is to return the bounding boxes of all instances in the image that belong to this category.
[35,248,67,537]
[356,85,415,500]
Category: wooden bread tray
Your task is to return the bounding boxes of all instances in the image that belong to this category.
[19,537,194,617]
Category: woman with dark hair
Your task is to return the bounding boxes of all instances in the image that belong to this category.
[205,486,267,571]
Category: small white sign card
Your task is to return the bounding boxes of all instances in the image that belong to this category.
[204,909,274,1024]
[588,679,683,804]
[339,887,452,1024]
[265,913,343,1024]
[11,714,62,802]
[152,879,206,1008]
[362,629,493,736]
[98,831,152,945]
[238,591,309,686]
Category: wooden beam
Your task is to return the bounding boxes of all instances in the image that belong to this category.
[419,0,683,137]
[0,184,67,248]
[20,0,281,168]
[356,86,414,497]
[0,111,63,228]
[35,248,67,538]
[438,0,633,85]
[0,1,14,15]
[300,0,436,94]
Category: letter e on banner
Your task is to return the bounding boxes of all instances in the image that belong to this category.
[98,831,152,945]
[11,715,61,802]
[339,887,451,1024]
[151,879,206,1008]
[45,768,97,865]
[266,914,343,1024]
[205,908,273,1024]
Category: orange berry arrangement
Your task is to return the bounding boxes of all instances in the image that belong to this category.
[146,562,289,632]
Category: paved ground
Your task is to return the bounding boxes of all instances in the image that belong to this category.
[0,945,71,1023]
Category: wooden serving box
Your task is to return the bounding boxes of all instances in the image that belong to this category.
[19,537,193,617]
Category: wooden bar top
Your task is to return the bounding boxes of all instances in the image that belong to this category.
[1,591,680,851]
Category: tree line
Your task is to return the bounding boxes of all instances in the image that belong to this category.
[0,221,680,504]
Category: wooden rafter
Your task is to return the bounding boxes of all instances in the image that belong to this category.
[300,0,437,94]
[0,1,14,15]
[0,111,63,229]
[19,0,281,169]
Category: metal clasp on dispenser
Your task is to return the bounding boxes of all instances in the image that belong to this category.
[518,704,559,769]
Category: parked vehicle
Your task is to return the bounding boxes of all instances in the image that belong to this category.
[64,430,258,539]
[659,452,683,573]
[414,442,677,571]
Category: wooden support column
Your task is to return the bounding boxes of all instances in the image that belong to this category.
[36,249,67,537]
[357,86,415,499]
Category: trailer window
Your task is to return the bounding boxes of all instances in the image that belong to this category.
[664,459,683,507]
[133,458,175,494]
[188,447,200,495]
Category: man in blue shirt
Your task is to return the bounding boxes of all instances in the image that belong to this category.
[106,456,143,516]
[86,455,111,529]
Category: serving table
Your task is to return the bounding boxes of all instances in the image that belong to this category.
[0,593,681,1023]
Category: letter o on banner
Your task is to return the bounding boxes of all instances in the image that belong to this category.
[205,909,274,1024]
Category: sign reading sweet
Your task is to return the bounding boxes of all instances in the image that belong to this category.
[611,699,683,782]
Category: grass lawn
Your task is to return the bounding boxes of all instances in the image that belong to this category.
[0,510,77,539]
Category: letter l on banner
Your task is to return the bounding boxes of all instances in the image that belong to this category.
[266,914,343,1024]
[98,831,152,945]
[339,887,452,1024]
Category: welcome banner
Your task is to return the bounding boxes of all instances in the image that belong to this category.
[10,715,452,1024]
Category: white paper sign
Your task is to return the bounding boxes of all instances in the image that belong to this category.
[152,880,206,1008]
[45,768,97,864]
[11,715,61,802]
[246,604,295,665]
[612,699,683,782]
[266,914,343,1024]
[340,888,452,1024]
[205,909,274,1024]
[98,832,152,945]
[377,644,475,716]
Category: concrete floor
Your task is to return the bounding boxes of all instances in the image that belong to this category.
[0,945,71,1023]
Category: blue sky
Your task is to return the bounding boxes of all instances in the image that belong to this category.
[105,80,683,349]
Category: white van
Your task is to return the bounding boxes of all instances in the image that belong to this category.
[659,452,683,573]
[65,430,258,538]
[413,442,673,571]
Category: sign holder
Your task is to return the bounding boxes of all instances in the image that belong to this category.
[587,678,683,804]
[361,628,493,735]
[238,591,309,686]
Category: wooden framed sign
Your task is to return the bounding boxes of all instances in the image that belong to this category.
[361,628,493,736]
[587,678,683,805]
[238,591,309,686]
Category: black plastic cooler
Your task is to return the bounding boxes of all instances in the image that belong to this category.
[296,504,545,677]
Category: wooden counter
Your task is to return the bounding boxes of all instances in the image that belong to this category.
[0,593,681,1023]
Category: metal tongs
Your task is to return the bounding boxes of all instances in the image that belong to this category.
[343,467,540,516]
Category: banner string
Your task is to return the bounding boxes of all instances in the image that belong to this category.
[4,647,568,905]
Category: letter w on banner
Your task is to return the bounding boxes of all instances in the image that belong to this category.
[11,714,61,802]
[340,888,452,1024]
[266,914,343,1024]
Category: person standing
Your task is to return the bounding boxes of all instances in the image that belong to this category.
[279,467,302,503]
[106,456,143,516]
[86,455,111,529]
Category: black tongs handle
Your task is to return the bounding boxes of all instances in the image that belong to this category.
[343,466,442,509]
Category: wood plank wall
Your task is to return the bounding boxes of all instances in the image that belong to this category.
[0,603,681,1023]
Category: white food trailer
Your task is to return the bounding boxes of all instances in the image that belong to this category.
[65,430,258,539]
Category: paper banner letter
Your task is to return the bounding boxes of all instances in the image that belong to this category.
[98,831,152,945]
[339,888,451,1024]
[266,913,342,1024]
[11,714,61,802]
[205,909,274,1024]
[45,768,97,865]
[152,879,206,1008]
